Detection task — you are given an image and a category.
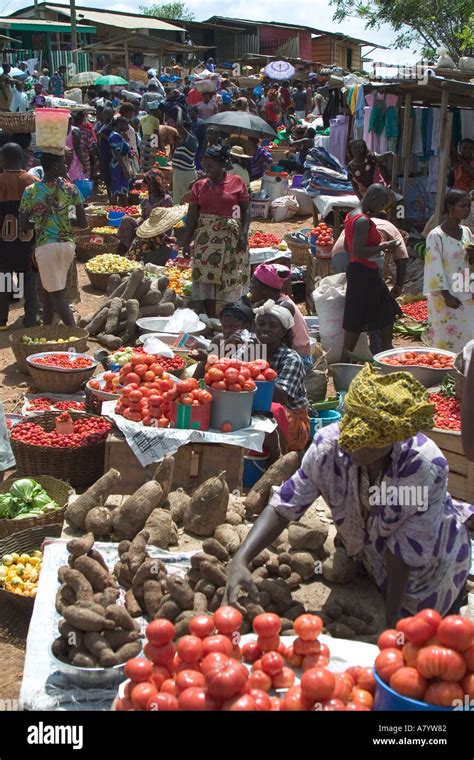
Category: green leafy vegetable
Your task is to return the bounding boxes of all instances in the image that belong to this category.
[8,479,43,505]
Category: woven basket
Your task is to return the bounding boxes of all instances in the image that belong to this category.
[76,238,120,263]
[10,325,89,374]
[0,524,61,614]
[11,410,109,489]
[85,269,115,292]
[0,111,35,134]
[284,234,310,267]
[453,352,465,401]
[0,475,72,538]
[27,358,96,394]
[269,147,288,164]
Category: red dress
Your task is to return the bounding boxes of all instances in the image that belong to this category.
[344,211,381,269]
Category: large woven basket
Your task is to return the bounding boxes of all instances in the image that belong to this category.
[76,236,120,263]
[85,269,115,292]
[10,325,89,374]
[0,111,35,134]
[284,234,310,267]
[11,410,109,490]
[0,524,61,614]
[453,352,465,401]
[27,354,96,394]
[0,475,72,538]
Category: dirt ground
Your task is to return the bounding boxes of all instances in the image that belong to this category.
[0,212,402,705]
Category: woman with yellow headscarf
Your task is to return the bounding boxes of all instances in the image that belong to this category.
[225,364,473,627]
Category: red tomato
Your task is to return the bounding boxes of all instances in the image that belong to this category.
[402,642,422,668]
[284,645,303,668]
[130,682,158,710]
[242,641,262,664]
[208,368,224,383]
[150,665,170,690]
[261,651,284,677]
[124,658,153,684]
[263,368,277,381]
[177,635,204,664]
[227,383,243,392]
[302,654,329,670]
[207,660,248,700]
[293,638,321,656]
[272,667,295,689]
[212,381,227,391]
[175,669,206,692]
[357,667,376,695]
[189,614,215,639]
[293,614,323,641]
[416,645,466,681]
[417,608,442,635]
[300,668,335,703]
[463,642,474,671]
[248,689,272,711]
[320,698,347,711]
[461,672,474,698]
[147,692,179,711]
[146,619,175,646]
[160,679,180,697]
[213,606,243,635]
[389,667,427,700]
[332,673,353,702]
[115,697,134,711]
[346,701,371,711]
[178,687,219,711]
[257,634,281,653]
[220,422,232,432]
[200,652,230,680]
[224,368,240,384]
[345,666,362,684]
[282,686,314,711]
[247,669,272,692]
[375,648,405,684]
[424,680,464,707]
[404,614,439,646]
[378,629,405,650]
[349,688,373,708]
[202,635,233,658]
[253,613,282,638]
[143,640,176,667]
[436,615,474,653]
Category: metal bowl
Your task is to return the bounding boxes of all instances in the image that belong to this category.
[136,317,206,335]
[374,347,456,388]
[49,644,128,689]
[86,371,121,401]
[26,352,98,373]
[330,363,364,392]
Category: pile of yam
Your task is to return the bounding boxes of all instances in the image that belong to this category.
[78,268,184,349]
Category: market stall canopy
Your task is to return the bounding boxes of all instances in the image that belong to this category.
[95,75,128,86]
[204,111,277,139]
[67,71,101,88]
[78,32,208,57]
[264,60,296,80]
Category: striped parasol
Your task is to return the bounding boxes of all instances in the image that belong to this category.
[67,71,102,87]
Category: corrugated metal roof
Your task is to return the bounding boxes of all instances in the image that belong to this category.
[0,17,94,32]
[45,4,184,32]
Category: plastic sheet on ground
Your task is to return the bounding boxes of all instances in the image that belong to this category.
[102,401,277,467]
[19,539,193,711]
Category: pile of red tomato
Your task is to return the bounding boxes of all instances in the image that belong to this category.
[106,206,140,216]
[30,354,94,370]
[375,611,474,706]
[400,300,428,322]
[310,223,334,247]
[26,397,86,413]
[204,356,277,393]
[11,416,111,448]
[248,232,281,249]
[116,609,375,712]
[429,392,462,431]
[381,351,454,368]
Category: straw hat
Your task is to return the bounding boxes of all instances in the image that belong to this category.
[136,205,188,239]
[230,145,251,159]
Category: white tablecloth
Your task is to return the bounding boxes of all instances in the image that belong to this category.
[313,194,359,218]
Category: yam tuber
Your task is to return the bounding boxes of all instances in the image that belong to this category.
[95,334,122,350]
[168,490,190,526]
[105,604,137,631]
[104,297,123,335]
[202,538,229,563]
[65,469,121,529]
[84,507,114,538]
[183,472,229,537]
[87,548,109,572]
[83,632,116,666]
[244,452,299,515]
[93,588,120,607]
[86,306,109,336]
[144,508,178,548]
[143,580,163,617]
[127,531,151,575]
[67,533,94,558]
[70,652,98,668]
[134,278,151,303]
[61,568,94,601]
[156,600,181,621]
[199,561,227,588]
[63,605,113,632]
[139,304,162,318]
[104,629,141,650]
[153,456,175,499]
[73,556,117,593]
[166,576,194,610]
[132,557,164,587]
[140,289,162,307]
[112,482,165,540]
[157,275,169,293]
[121,268,144,301]
[160,288,176,306]
[114,641,141,664]
[106,273,122,296]
[122,299,140,344]
[157,302,175,317]
[124,588,143,618]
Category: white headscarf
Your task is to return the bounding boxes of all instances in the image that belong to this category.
[255,299,295,330]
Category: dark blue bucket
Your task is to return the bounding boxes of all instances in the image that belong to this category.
[243,453,269,488]
[373,669,454,712]
[74,179,93,200]
[252,381,275,413]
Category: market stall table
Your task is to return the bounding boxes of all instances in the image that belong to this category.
[311,193,359,235]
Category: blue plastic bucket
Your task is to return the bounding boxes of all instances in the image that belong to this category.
[310,409,341,437]
[107,211,126,228]
[252,381,275,413]
[373,669,454,712]
[243,453,269,488]
[74,179,93,199]
[292,174,304,189]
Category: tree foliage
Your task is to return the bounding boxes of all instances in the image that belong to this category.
[139,2,195,21]
[330,0,474,61]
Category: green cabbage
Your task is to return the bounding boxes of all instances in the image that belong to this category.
[8,479,43,505]
[1,479,58,519]
[31,491,59,511]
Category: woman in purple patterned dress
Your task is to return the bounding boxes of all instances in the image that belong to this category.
[226,364,473,627]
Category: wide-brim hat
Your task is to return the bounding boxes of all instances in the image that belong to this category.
[230,145,251,159]
[136,204,188,239]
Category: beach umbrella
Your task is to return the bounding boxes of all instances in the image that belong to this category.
[204,111,277,139]
[95,75,128,86]
[264,61,296,81]
[67,71,102,87]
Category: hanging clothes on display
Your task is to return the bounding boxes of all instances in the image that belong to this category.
[328,114,350,167]
[322,88,344,128]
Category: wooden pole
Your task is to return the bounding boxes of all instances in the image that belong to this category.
[70,0,78,68]
[400,92,412,211]
[433,87,451,226]
[124,42,129,77]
